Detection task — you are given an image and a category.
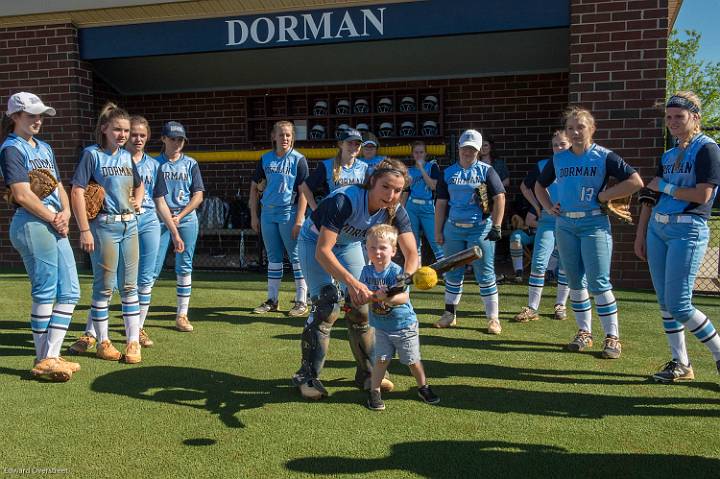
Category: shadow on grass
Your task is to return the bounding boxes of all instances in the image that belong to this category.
[285,440,720,478]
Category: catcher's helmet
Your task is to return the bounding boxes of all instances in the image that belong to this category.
[421,120,438,137]
[312,100,328,116]
[335,99,351,115]
[377,97,393,113]
[353,98,369,114]
[399,121,416,137]
[399,96,416,112]
[309,124,326,139]
[422,95,439,112]
[378,122,394,137]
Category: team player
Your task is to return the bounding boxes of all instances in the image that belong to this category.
[299,128,368,212]
[403,141,444,264]
[291,157,419,400]
[434,129,506,334]
[68,117,185,353]
[512,131,573,322]
[0,92,80,381]
[153,121,205,332]
[71,103,144,363]
[250,121,309,317]
[634,91,720,382]
[361,224,439,411]
[360,133,385,174]
[535,106,642,358]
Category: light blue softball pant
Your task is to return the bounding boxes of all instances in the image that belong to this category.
[405,199,444,262]
[554,214,612,294]
[155,210,198,277]
[90,215,139,301]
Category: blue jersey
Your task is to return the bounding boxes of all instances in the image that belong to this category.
[302,185,412,246]
[157,153,204,212]
[305,158,367,193]
[523,158,559,205]
[538,144,635,213]
[72,145,141,215]
[654,134,720,219]
[362,155,385,175]
[134,153,167,210]
[360,261,417,331]
[252,149,308,209]
[408,161,440,201]
[0,134,62,211]
[436,160,505,223]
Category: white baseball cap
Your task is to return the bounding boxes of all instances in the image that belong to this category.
[458,129,482,150]
[7,92,56,116]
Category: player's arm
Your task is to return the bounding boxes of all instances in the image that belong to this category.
[70,151,95,252]
[486,167,506,228]
[419,163,438,190]
[525,210,538,229]
[598,153,643,202]
[249,181,260,233]
[434,199,447,245]
[298,182,318,211]
[397,231,419,275]
[177,190,203,222]
[520,180,540,216]
[316,227,372,306]
[155,196,185,253]
[633,200,652,261]
[376,287,409,306]
[535,158,559,215]
[293,193,307,240]
[1,148,56,223]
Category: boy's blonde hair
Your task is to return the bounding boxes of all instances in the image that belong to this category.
[366,224,398,248]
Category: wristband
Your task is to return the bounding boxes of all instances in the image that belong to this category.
[658,180,677,197]
[79,229,90,233]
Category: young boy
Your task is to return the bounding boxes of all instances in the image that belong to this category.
[360,224,439,411]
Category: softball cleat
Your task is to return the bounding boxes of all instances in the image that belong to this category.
[175,314,194,332]
[288,301,308,317]
[601,335,622,359]
[487,318,502,335]
[567,330,593,352]
[31,358,72,382]
[652,360,694,383]
[139,328,154,347]
[513,307,539,323]
[96,340,122,361]
[434,311,457,328]
[123,341,142,364]
[66,334,96,355]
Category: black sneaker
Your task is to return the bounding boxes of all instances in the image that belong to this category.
[417,385,440,404]
[367,390,385,411]
[652,360,694,383]
[716,359,720,375]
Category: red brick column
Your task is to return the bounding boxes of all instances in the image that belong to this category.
[0,23,94,267]
[569,0,668,288]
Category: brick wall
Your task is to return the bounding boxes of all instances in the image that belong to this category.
[0,23,94,267]
[569,0,668,287]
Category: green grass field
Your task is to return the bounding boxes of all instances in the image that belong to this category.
[1,271,719,478]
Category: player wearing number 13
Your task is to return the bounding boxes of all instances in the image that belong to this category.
[535,106,643,358]
[153,121,205,333]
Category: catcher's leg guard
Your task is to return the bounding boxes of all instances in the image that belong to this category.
[294,285,340,398]
[345,303,394,392]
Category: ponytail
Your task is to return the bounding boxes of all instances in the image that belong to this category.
[95,102,129,148]
[0,115,15,144]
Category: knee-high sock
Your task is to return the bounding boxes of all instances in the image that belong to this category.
[555,269,570,306]
[444,279,463,306]
[683,309,720,361]
[176,274,192,316]
[267,262,283,302]
[510,242,524,273]
[662,310,688,365]
[594,290,618,337]
[480,281,499,319]
[47,303,74,358]
[91,298,110,342]
[138,285,152,329]
[292,262,307,303]
[30,302,52,360]
[122,294,140,343]
[570,289,592,332]
[528,273,545,311]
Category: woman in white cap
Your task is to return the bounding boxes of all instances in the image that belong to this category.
[153,121,205,332]
[434,129,506,334]
[1,92,80,381]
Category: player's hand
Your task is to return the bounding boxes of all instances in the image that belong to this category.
[436,230,444,245]
[597,191,608,203]
[292,223,302,240]
[172,233,185,253]
[415,158,425,169]
[347,280,373,306]
[80,230,94,253]
[374,286,388,301]
[52,211,70,236]
[646,177,660,193]
[172,214,180,226]
[484,224,502,242]
[251,215,260,234]
[634,233,646,261]
[547,203,561,216]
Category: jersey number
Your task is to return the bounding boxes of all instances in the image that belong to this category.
[177,190,185,203]
[580,187,594,202]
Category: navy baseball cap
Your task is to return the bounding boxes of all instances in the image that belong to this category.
[339,128,363,142]
[162,121,187,139]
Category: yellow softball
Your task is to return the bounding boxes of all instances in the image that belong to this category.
[413,266,438,290]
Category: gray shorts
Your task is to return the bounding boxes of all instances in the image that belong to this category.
[374,323,421,365]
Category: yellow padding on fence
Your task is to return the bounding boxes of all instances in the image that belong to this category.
[150,144,446,163]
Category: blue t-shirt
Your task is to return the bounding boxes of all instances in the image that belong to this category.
[134,153,167,210]
[653,134,720,219]
[436,160,505,223]
[301,185,412,246]
[537,144,635,213]
[156,153,205,212]
[362,155,385,175]
[360,261,417,331]
[0,133,62,212]
[72,144,142,215]
[252,149,308,208]
[408,161,440,201]
[305,158,367,193]
[523,158,559,205]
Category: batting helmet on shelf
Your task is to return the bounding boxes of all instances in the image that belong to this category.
[399,96,416,112]
[335,123,351,140]
[378,122,394,137]
[309,124,326,139]
[355,123,370,135]
[422,95,439,112]
[399,121,416,137]
[421,120,438,136]
[377,97,393,113]
[336,99,351,115]
[312,100,328,116]
[354,98,369,114]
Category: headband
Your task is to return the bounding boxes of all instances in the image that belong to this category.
[372,167,403,177]
[666,95,700,113]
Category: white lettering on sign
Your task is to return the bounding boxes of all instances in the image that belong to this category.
[225,7,386,46]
